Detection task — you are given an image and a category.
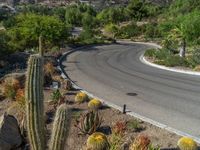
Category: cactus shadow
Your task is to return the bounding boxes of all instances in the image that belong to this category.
[46,110,55,124]
[97,125,112,135]
[66,92,76,96]
[71,108,84,112]
[100,105,110,110]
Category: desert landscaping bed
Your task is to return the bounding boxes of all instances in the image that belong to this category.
[0,86,181,149]
[0,51,198,150]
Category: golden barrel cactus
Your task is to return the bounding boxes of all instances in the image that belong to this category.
[177,137,198,150]
[75,92,89,104]
[87,132,110,150]
[88,99,102,110]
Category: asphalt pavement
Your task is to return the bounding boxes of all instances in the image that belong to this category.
[62,42,200,138]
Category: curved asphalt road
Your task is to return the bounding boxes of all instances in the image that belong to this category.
[63,42,200,138]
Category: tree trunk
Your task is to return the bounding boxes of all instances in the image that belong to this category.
[179,38,186,57]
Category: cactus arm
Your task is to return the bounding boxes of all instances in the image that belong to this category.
[39,35,43,56]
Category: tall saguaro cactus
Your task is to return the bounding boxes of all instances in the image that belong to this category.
[25,54,45,150]
[49,104,71,150]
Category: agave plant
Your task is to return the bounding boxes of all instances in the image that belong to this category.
[75,110,102,135]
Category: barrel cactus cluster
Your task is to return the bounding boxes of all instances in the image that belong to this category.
[177,137,198,150]
[75,92,89,104]
[88,99,102,110]
[86,132,110,150]
[25,51,71,150]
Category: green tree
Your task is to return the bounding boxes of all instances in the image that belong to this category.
[82,13,97,29]
[0,30,12,57]
[164,11,200,57]
[126,0,148,20]
[7,13,69,52]
[65,5,82,26]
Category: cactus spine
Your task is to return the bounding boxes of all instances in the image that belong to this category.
[49,104,71,150]
[25,54,45,150]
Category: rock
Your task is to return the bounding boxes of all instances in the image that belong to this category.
[0,113,23,150]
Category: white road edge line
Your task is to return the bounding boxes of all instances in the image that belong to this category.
[58,43,200,143]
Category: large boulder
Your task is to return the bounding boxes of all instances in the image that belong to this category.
[0,113,23,150]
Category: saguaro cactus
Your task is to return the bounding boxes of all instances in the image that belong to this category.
[25,54,45,150]
[49,104,71,150]
[39,35,43,56]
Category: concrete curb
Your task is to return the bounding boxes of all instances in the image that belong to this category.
[141,54,200,76]
[126,41,200,76]
[58,43,200,143]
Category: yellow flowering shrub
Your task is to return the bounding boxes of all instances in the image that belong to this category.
[177,137,198,150]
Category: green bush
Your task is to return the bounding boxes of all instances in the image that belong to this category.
[191,48,200,66]
[144,22,161,39]
[156,55,189,67]
[145,48,172,60]
[117,22,140,39]
[144,49,157,57]
[51,89,62,103]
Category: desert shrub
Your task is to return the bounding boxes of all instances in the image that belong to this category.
[3,78,20,100]
[156,55,189,67]
[193,65,200,71]
[75,92,89,104]
[154,48,172,60]
[112,121,126,135]
[144,22,161,39]
[52,75,64,83]
[44,62,55,76]
[61,79,73,91]
[104,23,119,38]
[127,119,143,132]
[86,132,110,150]
[144,48,172,60]
[8,88,26,132]
[88,99,102,110]
[191,48,200,66]
[148,144,160,150]
[109,132,123,150]
[129,134,151,150]
[144,49,157,57]
[177,137,197,150]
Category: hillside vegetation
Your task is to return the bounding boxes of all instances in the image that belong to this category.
[0,0,200,68]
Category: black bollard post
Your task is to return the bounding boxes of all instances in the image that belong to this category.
[123,104,126,114]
